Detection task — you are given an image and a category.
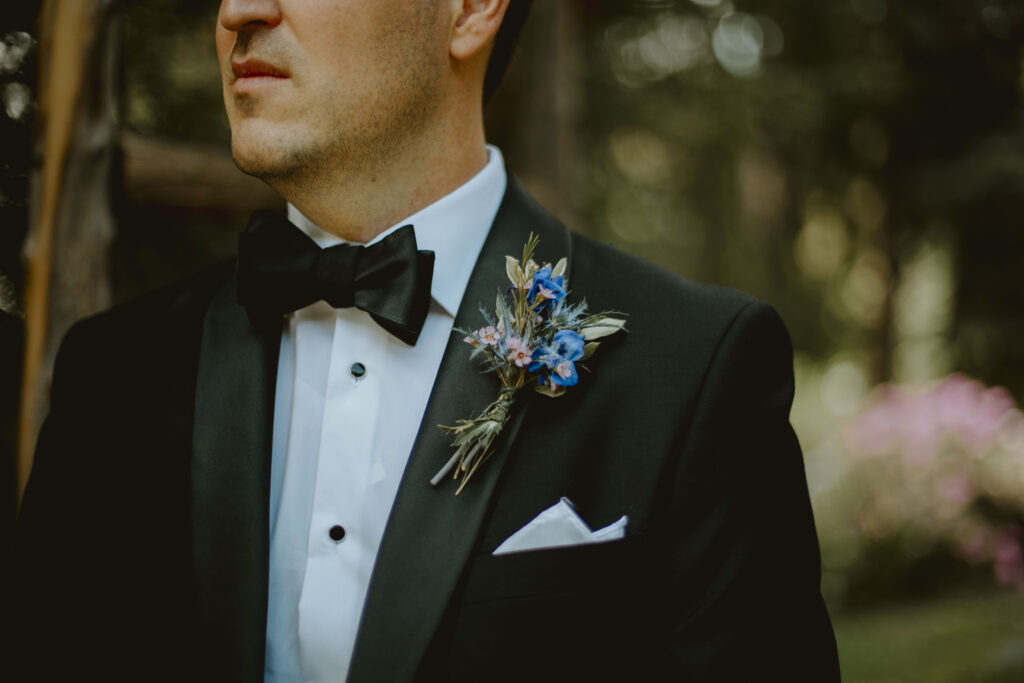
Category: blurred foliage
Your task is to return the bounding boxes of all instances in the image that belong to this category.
[122,0,225,145]
[815,374,1024,608]
[580,0,1023,402]
[0,6,38,305]
[834,591,1024,682]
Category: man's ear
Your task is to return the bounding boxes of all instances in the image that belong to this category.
[450,0,510,61]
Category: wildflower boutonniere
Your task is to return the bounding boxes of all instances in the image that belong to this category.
[431,234,627,494]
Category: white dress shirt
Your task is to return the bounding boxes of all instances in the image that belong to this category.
[263,148,507,683]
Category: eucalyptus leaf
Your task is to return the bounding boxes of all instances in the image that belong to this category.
[581,317,627,340]
[581,341,600,361]
[535,383,566,398]
[505,255,522,286]
[552,257,568,279]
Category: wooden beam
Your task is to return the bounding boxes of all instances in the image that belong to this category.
[19,0,118,503]
[121,132,283,212]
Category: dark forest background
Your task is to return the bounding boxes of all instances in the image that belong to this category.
[3,2,1024,680]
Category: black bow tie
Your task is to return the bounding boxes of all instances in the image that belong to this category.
[236,210,435,345]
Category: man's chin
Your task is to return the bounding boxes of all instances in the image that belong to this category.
[227,117,296,175]
[230,138,296,182]
[228,118,333,190]
[230,148,276,180]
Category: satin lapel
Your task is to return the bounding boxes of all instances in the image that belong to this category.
[348,177,573,681]
[192,270,280,683]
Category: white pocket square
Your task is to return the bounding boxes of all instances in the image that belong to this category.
[492,497,628,556]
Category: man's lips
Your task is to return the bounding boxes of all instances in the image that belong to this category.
[231,58,289,81]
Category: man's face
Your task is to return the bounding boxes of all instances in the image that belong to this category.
[216,0,450,183]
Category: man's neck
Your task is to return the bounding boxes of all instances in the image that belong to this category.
[268,119,488,244]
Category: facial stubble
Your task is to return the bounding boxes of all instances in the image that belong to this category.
[228,6,446,190]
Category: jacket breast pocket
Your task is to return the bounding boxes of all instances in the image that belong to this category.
[442,536,654,680]
[460,534,644,604]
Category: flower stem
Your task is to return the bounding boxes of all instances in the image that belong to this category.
[430,444,466,486]
[455,454,487,496]
[459,441,484,476]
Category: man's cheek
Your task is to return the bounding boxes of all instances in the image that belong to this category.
[214,28,233,66]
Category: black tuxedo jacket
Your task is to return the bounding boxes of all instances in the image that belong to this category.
[14,177,839,682]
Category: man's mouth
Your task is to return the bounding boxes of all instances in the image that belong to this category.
[231,58,289,81]
[230,58,289,96]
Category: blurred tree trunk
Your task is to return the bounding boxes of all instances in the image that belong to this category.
[485,1,584,233]
[19,0,119,502]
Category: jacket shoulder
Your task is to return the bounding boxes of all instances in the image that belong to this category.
[50,259,233,398]
[67,259,233,346]
[567,231,766,341]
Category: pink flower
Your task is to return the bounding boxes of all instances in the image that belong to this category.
[845,385,905,457]
[554,361,574,381]
[993,526,1024,590]
[477,325,501,346]
[506,337,533,368]
[846,374,1023,465]
[938,473,974,505]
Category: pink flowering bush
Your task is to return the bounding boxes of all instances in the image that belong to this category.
[824,374,1024,600]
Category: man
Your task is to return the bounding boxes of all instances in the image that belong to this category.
[14,1,839,681]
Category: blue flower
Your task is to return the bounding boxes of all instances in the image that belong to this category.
[527,266,566,309]
[551,329,585,360]
[529,329,585,387]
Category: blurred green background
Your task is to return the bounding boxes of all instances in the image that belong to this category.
[4,1,1024,680]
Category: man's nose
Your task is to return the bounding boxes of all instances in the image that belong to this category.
[218,0,283,32]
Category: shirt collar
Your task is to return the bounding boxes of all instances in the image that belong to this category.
[287,146,507,318]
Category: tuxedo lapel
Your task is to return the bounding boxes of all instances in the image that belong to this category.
[348,177,573,681]
[192,270,280,683]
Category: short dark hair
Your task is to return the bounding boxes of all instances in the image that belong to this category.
[483,0,533,104]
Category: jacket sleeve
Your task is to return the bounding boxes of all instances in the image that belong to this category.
[13,321,106,680]
[13,314,207,682]
[662,301,840,681]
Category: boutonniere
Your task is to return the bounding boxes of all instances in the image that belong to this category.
[431,234,627,494]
